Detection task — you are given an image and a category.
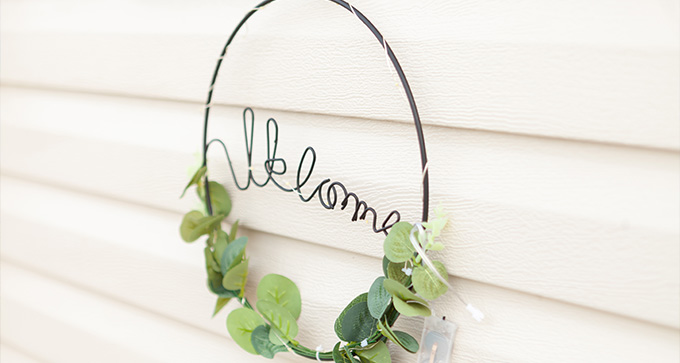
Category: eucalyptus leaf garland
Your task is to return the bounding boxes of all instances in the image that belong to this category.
[179,167,451,362]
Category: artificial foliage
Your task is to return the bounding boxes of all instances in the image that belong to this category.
[179,167,451,362]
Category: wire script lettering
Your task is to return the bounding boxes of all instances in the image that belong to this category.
[204,108,401,235]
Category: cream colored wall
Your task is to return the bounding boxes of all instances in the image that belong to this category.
[1,0,678,362]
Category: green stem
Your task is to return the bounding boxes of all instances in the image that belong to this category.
[234,297,403,361]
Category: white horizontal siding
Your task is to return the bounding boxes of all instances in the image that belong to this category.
[0,262,299,363]
[1,0,678,362]
[2,177,679,362]
[2,87,678,329]
[0,345,42,363]
[1,0,678,149]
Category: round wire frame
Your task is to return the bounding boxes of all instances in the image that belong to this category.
[202,0,430,227]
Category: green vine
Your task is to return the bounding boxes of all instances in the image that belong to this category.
[179,167,450,362]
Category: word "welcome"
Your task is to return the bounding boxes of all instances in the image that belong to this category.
[204,108,400,235]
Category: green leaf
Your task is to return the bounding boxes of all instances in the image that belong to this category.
[212,230,229,261]
[355,341,391,363]
[251,325,287,359]
[333,342,360,363]
[382,256,390,277]
[427,242,444,251]
[334,293,368,341]
[220,236,248,275]
[229,220,240,242]
[393,331,419,353]
[387,262,410,286]
[222,259,249,292]
[207,268,239,298]
[257,274,302,319]
[192,215,223,238]
[391,298,431,317]
[383,278,430,317]
[180,210,223,242]
[204,247,220,273]
[377,320,418,353]
[268,325,288,346]
[382,279,426,305]
[341,301,378,342]
[367,277,391,319]
[256,300,299,340]
[179,210,203,242]
[213,297,231,317]
[206,247,238,298]
[383,222,415,263]
[412,261,449,300]
[421,207,448,249]
[180,165,206,198]
[421,206,447,239]
[226,308,265,355]
[198,181,232,217]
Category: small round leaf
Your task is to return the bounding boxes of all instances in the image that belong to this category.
[226,308,265,355]
[220,236,248,275]
[382,279,427,305]
[356,341,391,363]
[198,181,232,216]
[257,274,302,319]
[334,293,368,341]
[340,301,378,343]
[387,262,410,286]
[383,278,430,317]
[207,268,239,298]
[392,298,431,317]
[268,326,288,346]
[383,222,415,263]
[367,277,391,319]
[393,331,419,353]
[222,259,249,292]
[180,210,222,242]
[251,325,287,359]
[256,300,299,340]
[412,261,449,300]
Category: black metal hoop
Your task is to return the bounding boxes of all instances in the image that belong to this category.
[202,0,430,224]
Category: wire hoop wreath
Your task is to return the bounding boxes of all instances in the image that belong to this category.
[181,2,454,361]
[201,0,430,226]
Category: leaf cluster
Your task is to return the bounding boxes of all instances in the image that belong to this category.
[332,215,453,363]
[227,274,302,359]
[180,167,243,312]
[179,166,452,362]
[327,215,453,361]
[382,219,450,304]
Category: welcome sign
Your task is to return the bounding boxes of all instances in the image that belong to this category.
[178,1,462,362]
